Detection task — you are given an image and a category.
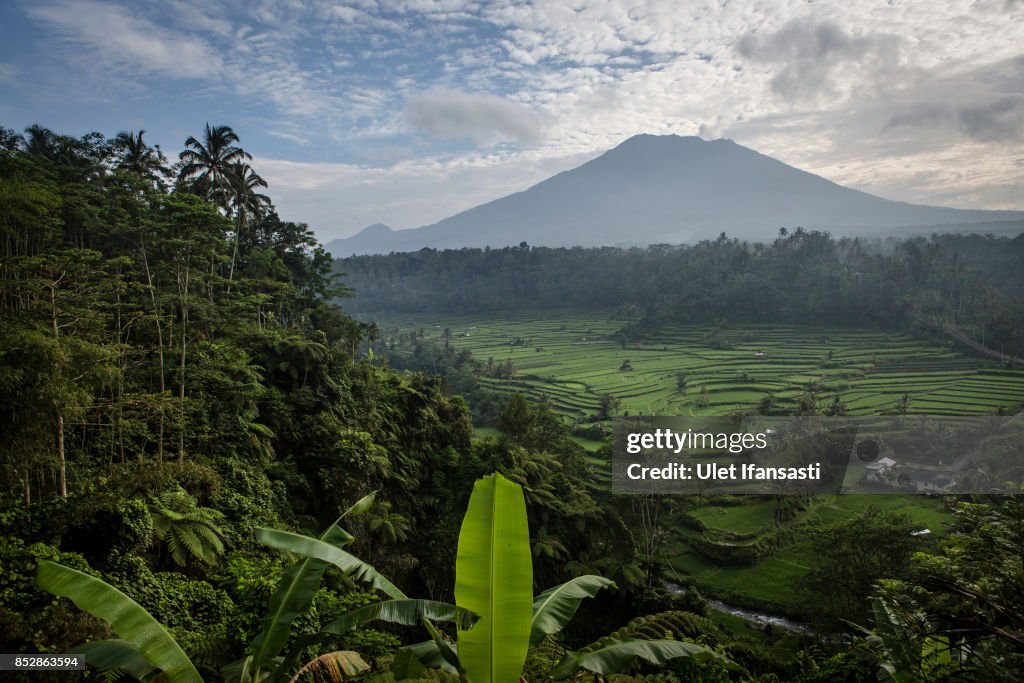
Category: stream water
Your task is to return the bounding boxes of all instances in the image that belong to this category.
[664,582,814,635]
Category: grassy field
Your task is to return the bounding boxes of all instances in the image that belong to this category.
[665,494,950,618]
[374,310,1023,620]
[374,310,1024,421]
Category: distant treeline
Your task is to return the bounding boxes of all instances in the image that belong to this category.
[335,230,1024,356]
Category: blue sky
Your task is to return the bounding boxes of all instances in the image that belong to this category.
[1,0,1022,240]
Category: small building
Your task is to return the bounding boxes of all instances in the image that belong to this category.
[862,457,897,486]
[895,467,952,492]
[865,456,896,472]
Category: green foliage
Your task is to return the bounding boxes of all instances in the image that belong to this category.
[149,487,227,567]
[601,611,717,643]
[549,638,723,680]
[530,575,617,646]
[803,509,920,627]
[455,473,533,683]
[256,528,404,600]
[245,516,354,679]
[36,560,203,683]
[866,494,1024,680]
[337,232,1024,361]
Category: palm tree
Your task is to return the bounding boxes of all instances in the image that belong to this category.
[224,161,270,284]
[23,124,56,159]
[177,123,249,208]
[113,129,168,186]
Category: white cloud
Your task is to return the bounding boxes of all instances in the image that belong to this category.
[14,0,1024,237]
[405,88,551,145]
[28,0,223,80]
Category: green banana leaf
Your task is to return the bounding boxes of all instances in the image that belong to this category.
[255,527,404,599]
[530,575,616,646]
[36,561,202,683]
[454,473,533,683]
[393,638,458,675]
[549,638,722,680]
[341,491,378,519]
[422,619,462,672]
[77,639,157,681]
[392,648,430,679]
[246,516,356,678]
[318,599,478,635]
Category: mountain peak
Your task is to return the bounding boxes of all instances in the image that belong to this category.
[614,133,705,148]
[326,138,1024,256]
[357,222,393,235]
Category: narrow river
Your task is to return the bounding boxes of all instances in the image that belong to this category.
[664,582,814,635]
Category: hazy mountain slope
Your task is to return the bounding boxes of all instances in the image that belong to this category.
[326,135,1024,256]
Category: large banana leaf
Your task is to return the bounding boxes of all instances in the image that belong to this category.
[454,473,533,683]
[318,599,478,635]
[247,517,356,678]
[255,528,404,599]
[395,634,460,671]
[77,639,157,681]
[36,561,202,683]
[530,575,616,646]
[549,638,722,680]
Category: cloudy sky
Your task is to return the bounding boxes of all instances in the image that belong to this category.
[1,0,1022,240]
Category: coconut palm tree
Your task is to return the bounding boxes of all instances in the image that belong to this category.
[23,124,56,159]
[113,129,168,186]
[177,123,250,208]
[224,161,270,284]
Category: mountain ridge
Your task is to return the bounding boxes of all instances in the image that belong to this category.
[326,135,1024,256]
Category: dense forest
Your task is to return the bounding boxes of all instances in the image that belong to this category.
[1,123,1023,682]
[335,232,1024,360]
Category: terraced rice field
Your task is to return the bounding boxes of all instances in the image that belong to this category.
[374,311,1024,421]
[371,310,1019,619]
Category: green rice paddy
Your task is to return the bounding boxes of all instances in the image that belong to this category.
[375,310,1024,620]
[378,310,1024,421]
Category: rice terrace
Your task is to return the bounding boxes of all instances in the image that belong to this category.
[371,309,1024,626]
[373,310,1024,424]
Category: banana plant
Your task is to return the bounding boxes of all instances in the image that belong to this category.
[253,511,475,681]
[529,575,617,647]
[35,561,203,683]
[385,474,726,681]
[273,473,536,682]
[225,493,369,683]
[454,472,534,683]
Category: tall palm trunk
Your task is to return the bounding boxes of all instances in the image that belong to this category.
[177,252,190,460]
[227,213,243,292]
[50,279,66,498]
[140,238,166,462]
